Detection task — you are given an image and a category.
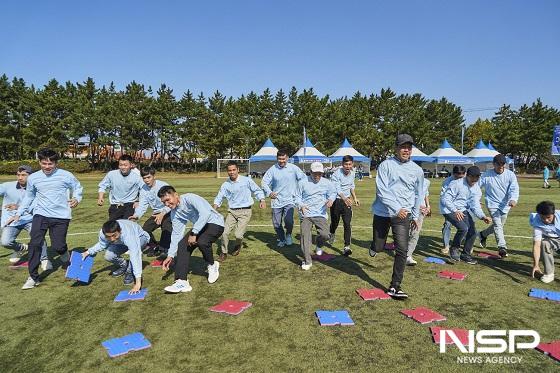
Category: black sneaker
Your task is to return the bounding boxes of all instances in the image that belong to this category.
[368,244,378,258]
[123,271,135,285]
[342,247,352,256]
[460,254,478,265]
[146,247,160,257]
[498,247,508,258]
[449,247,461,262]
[111,261,129,277]
[478,232,487,248]
[387,287,408,299]
[327,234,335,245]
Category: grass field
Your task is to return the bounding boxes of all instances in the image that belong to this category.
[0,173,558,373]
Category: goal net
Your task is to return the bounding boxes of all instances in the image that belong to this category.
[216,159,250,178]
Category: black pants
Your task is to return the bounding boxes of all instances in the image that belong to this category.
[329,198,352,246]
[142,213,172,252]
[175,223,224,280]
[28,214,70,281]
[444,212,476,255]
[372,214,410,289]
[108,203,135,220]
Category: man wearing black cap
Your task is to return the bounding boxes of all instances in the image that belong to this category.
[370,134,424,299]
[441,166,492,263]
[478,154,519,258]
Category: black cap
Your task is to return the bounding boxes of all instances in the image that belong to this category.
[17,165,33,174]
[396,134,414,146]
[493,154,507,165]
[466,165,481,177]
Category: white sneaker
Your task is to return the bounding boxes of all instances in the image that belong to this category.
[60,251,70,263]
[285,235,293,246]
[541,274,555,284]
[9,251,21,264]
[41,259,53,271]
[207,261,220,284]
[21,277,39,290]
[301,261,312,270]
[315,247,323,256]
[164,279,192,293]
[406,256,417,266]
[277,240,286,248]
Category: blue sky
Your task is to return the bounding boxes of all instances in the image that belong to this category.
[2,0,559,123]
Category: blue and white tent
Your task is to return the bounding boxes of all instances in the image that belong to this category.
[411,146,435,163]
[249,138,278,162]
[465,140,496,163]
[428,139,473,165]
[329,138,371,163]
[487,142,514,165]
[291,138,330,164]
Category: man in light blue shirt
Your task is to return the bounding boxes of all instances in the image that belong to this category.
[369,134,424,299]
[441,166,491,264]
[529,200,560,283]
[439,165,466,255]
[262,149,306,247]
[478,154,520,258]
[129,166,171,258]
[10,149,83,290]
[98,154,143,220]
[329,155,360,256]
[543,166,551,188]
[296,162,337,270]
[82,219,149,293]
[0,165,49,267]
[158,186,224,293]
[213,160,265,262]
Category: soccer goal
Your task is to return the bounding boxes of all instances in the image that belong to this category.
[216,158,250,178]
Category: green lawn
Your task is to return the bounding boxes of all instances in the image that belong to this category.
[0,174,558,372]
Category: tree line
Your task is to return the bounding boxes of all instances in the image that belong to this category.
[0,74,558,171]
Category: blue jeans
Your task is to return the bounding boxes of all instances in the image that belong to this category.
[443,212,477,256]
[442,220,452,248]
[1,223,48,260]
[272,205,294,242]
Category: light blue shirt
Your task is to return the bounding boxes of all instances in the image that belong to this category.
[438,176,460,214]
[98,170,143,204]
[441,178,485,219]
[0,181,34,227]
[262,163,306,208]
[295,176,337,219]
[214,175,265,209]
[134,179,170,218]
[530,211,560,240]
[371,157,424,220]
[543,167,550,180]
[88,219,150,278]
[331,168,356,199]
[168,193,225,258]
[420,178,430,208]
[17,168,83,220]
[479,169,519,214]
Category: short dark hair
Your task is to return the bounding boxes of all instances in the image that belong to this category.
[141,166,156,177]
[102,220,121,234]
[227,161,238,168]
[119,154,134,163]
[452,165,467,174]
[493,154,507,166]
[536,200,555,216]
[37,148,59,162]
[277,149,289,157]
[157,185,176,198]
[466,165,481,177]
[342,155,354,163]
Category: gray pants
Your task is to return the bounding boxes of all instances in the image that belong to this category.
[407,213,425,257]
[480,208,508,248]
[221,208,252,254]
[541,237,559,276]
[300,216,329,265]
[272,205,294,242]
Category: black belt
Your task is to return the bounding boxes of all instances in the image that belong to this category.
[111,202,134,207]
[230,206,252,210]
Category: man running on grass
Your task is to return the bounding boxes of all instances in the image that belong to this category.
[439,165,466,255]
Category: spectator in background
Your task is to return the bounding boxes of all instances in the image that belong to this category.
[543,166,551,189]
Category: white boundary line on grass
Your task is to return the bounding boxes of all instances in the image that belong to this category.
[57,224,533,240]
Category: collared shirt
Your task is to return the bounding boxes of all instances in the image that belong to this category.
[371,157,424,220]
[98,170,143,204]
[134,179,170,218]
[0,181,33,227]
[439,176,459,214]
[17,168,83,220]
[530,211,560,240]
[262,163,306,208]
[295,176,337,219]
[168,193,225,258]
[479,169,519,214]
[330,168,356,199]
[214,175,265,209]
[88,219,150,278]
[441,178,485,219]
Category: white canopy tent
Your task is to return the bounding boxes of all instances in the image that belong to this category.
[248,138,278,175]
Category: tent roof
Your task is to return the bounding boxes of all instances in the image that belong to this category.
[329,138,371,162]
[428,140,473,164]
[411,146,435,162]
[292,138,330,163]
[465,140,497,160]
[249,138,278,162]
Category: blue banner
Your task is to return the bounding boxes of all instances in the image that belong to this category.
[552,125,560,155]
